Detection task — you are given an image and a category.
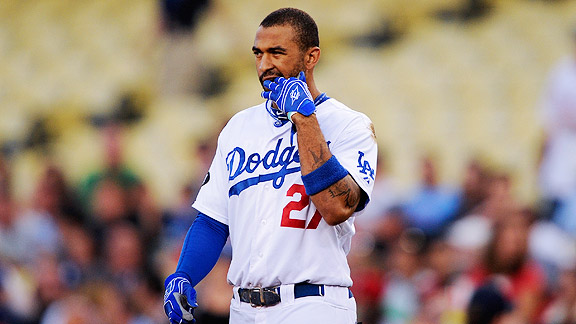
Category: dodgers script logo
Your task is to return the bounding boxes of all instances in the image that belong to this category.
[227,138,300,196]
[357,151,375,184]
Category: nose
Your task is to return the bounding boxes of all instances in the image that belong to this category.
[259,53,273,72]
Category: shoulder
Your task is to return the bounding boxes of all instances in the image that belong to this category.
[318,98,373,123]
[316,98,375,137]
[219,102,267,136]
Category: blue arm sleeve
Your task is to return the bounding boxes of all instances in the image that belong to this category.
[174,212,230,287]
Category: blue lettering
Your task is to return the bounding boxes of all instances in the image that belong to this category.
[227,148,245,180]
[246,153,261,173]
[226,139,335,196]
[279,146,295,166]
[357,151,375,183]
[262,139,282,168]
[226,138,303,196]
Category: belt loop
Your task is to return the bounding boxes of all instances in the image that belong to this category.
[319,285,325,296]
[232,287,241,307]
[280,283,295,306]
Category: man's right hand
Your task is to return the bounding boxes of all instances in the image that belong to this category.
[262,71,316,122]
[164,273,198,324]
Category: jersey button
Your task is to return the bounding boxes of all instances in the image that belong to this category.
[261,219,267,225]
[258,252,264,258]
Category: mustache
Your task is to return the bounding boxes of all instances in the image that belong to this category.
[259,70,283,84]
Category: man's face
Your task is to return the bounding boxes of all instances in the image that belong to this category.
[253,25,307,90]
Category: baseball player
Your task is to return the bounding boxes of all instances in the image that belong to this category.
[163,7,377,324]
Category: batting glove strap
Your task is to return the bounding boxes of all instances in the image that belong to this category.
[164,273,198,324]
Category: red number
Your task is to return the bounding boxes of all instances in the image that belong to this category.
[281,184,322,229]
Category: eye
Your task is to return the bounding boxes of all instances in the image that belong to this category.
[270,49,285,57]
[253,50,263,58]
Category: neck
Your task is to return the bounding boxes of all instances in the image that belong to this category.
[306,74,321,100]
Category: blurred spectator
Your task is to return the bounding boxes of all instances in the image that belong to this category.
[33,254,69,320]
[5,162,86,267]
[452,158,490,221]
[78,123,160,243]
[58,222,99,288]
[445,171,517,274]
[349,229,387,324]
[467,171,520,223]
[371,208,408,258]
[541,269,576,324]
[0,181,60,266]
[32,163,84,224]
[402,155,459,239]
[102,222,149,295]
[415,238,461,323]
[128,274,165,324]
[537,30,576,220]
[89,281,140,324]
[40,292,102,324]
[464,208,546,324]
[466,281,513,324]
[529,218,576,290]
[77,123,142,220]
[378,228,427,324]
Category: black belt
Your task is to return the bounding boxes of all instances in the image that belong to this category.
[238,283,351,307]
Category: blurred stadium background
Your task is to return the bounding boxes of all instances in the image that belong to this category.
[1,0,576,323]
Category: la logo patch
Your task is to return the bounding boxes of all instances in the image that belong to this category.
[357,151,375,184]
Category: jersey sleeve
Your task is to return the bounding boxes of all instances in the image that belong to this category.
[330,115,378,212]
[192,133,230,225]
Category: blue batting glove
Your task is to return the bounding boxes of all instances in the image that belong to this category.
[262,71,316,122]
[164,273,198,324]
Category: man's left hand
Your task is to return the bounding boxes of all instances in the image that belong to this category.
[164,273,198,324]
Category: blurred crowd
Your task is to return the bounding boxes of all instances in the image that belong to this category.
[350,151,576,324]
[348,42,576,324]
[0,122,193,324]
[2,119,576,324]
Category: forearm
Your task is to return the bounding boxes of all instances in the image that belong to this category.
[175,213,230,286]
[292,113,361,225]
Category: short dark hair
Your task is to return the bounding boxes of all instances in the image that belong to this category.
[260,8,319,51]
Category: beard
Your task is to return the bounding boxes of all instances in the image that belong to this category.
[258,64,307,91]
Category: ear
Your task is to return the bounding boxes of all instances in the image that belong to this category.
[305,47,320,69]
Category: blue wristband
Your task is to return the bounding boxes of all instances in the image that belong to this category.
[302,155,349,196]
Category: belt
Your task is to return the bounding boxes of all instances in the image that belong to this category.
[238,283,352,307]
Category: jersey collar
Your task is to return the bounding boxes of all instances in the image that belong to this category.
[265,93,331,128]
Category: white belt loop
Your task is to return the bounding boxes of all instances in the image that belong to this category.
[280,283,295,307]
[232,286,241,307]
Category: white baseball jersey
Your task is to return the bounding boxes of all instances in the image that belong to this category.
[192,97,377,289]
